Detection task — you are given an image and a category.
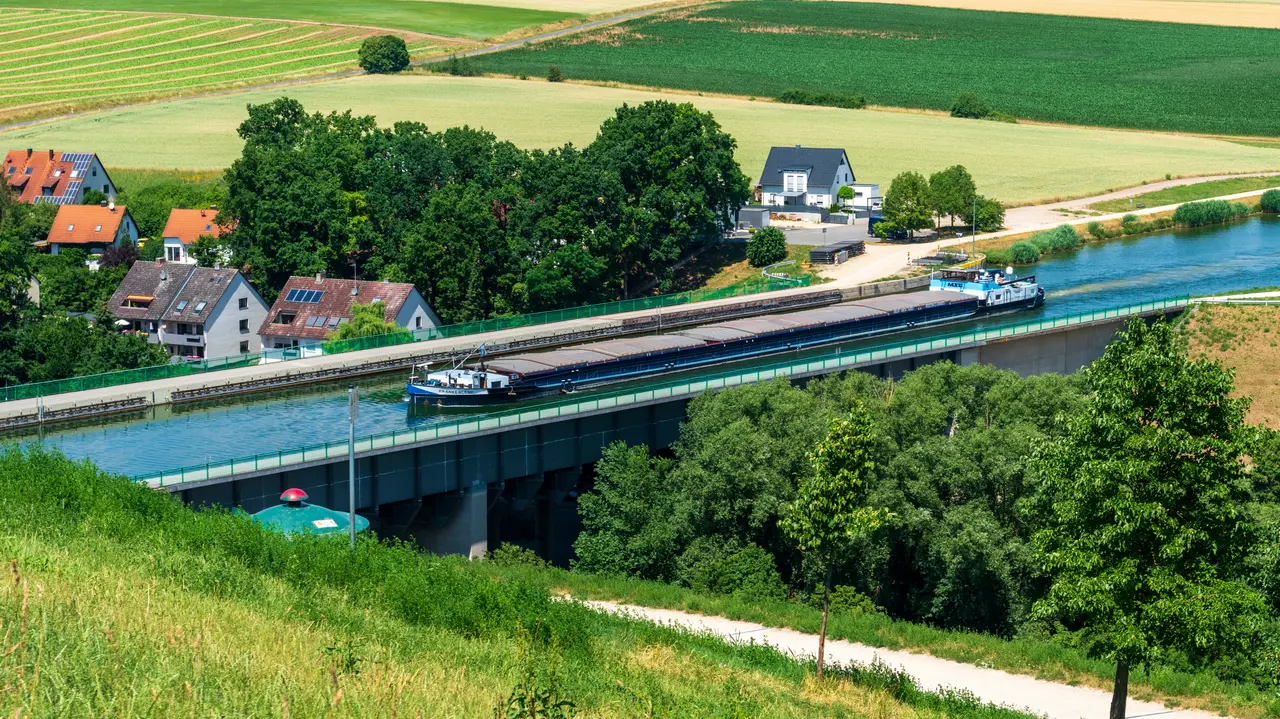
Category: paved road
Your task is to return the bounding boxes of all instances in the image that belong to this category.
[587,600,1234,719]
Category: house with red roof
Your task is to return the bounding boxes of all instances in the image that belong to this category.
[259,274,440,350]
[44,202,139,261]
[3,148,116,205]
[160,207,231,264]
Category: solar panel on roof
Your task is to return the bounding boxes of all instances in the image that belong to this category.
[285,289,326,303]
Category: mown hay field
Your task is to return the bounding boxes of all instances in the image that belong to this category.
[470,1,1280,136]
[0,9,460,123]
[8,75,1280,206]
[0,0,578,39]
[837,0,1280,30]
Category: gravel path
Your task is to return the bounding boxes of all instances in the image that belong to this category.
[586,600,1233,719]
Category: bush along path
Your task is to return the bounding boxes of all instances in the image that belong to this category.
[585,600,1237,719]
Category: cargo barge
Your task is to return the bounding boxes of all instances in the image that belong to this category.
[408,271,1043,405]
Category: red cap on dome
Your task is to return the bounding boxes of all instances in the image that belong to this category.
[280,488,309,503]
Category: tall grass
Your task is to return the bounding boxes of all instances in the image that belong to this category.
[0,446,1045,718]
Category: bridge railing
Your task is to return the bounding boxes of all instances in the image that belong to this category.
[134,296,1189,489]
[0,276,809,403]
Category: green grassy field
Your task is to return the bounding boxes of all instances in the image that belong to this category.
[0,0,577,39]
[8,74,1280,206]
[0,9,456,123]
[1089,175,1280,212]
[469,1,1280,136]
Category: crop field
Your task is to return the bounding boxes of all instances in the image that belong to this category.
[839,0,1280,30]
[7,75,1280,206]
[0,0,578,39]
[0,9,458,123]
[470,1,1280,136]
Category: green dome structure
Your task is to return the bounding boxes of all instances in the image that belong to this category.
[251,488,370,537]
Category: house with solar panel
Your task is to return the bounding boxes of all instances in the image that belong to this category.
[108,260,269,359]
[3,149,116,205]
[42,202,139,262]
[160,207,232,264]
[258,274,441,350]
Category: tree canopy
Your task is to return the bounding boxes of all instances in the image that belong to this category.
[1030,318,1267,719]
[928,165,977,227]
[881,171,933,238]
[221,98,749,315]
[358,36,410,74]
[327,301,407,341]
[746,226,787,267]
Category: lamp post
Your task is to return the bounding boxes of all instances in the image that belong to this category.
[348,384,359,549]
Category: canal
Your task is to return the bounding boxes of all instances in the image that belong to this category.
[8,215,1280,478]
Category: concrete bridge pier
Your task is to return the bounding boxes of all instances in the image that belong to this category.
[412,481,489,560]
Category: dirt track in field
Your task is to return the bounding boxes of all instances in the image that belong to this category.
[837,0,1280,29]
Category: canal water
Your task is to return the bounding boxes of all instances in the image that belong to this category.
[9,216,1280,477]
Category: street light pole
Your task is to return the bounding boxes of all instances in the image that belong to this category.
[348,384,358,549]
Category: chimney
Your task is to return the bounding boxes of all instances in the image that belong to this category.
[315,272,323,284]
[155,258,163,267]
[350,285,358,297]
[48,149,54,160]
[25,148,31,158]
[160,270,167,282]
[200,209,206,218]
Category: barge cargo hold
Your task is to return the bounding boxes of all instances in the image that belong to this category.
[409,290,987,405]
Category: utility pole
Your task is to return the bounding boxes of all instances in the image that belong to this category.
[348,384,359,549]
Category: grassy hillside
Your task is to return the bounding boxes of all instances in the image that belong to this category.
[1183,302,1280,428]
[470,1,1280,136]
[0,9,455,123]
[8,75,1280,206]
[0,0,577,39]
[0,445,1037,718]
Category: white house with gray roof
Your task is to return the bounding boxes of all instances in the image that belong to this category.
[757,145,878,212]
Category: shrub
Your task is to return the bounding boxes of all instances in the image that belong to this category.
[1121,213,1138,225]
[438,53,479,77]
[746,226,788,267]
[490,543,549,569]
[1261,189,1280,213]
[777,88,866,110]
[987,111,1018,124]
[358,35,410,74]
[1028,225,1083,254]
[950,93,990,119]
[676,537,787,601]
[1008,241,1041,264]
[983,249,1011,266]
[547,65,564,82]
[1087,221,1106,240]
[1172,199,1252,227]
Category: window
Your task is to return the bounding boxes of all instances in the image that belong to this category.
[23,168,31,175]
[195,324,204,335]
[274,311,296,325]
[239,318,249,333]
[92,169,97,177]
[122,296,152,309]
[102,185,108,193]
[239,340,250,354]
[175,300,187,313]
[4,167,12,175]
[193,301,206,314]
[66,224,74,232]
[166,246,183,262]
[284,289,324,303]
[238,297,248,310]
[326,316,340,329]
[94,224,101,232]
[415,316,422,329]
[304,315,329,328]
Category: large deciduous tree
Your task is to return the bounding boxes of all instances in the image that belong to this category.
[928,165,977,228]
[782,402,891,679]
[1030,317,1267,719]
[881,171,933,239]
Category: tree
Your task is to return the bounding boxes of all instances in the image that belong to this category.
[547,65,564,82]
[1030,318,1268,719]
[746,226,787,267]
[837,185,854,204]
[951,93,991,119]
[881,171,933,238]
[974,195,1005,232]
[357,35,410,74]
[781,402,891,679]
[81,188,108,206]
[326,301,407,341]
[928,165,977,228]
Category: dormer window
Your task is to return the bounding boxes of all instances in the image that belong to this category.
[274,311,296,325]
